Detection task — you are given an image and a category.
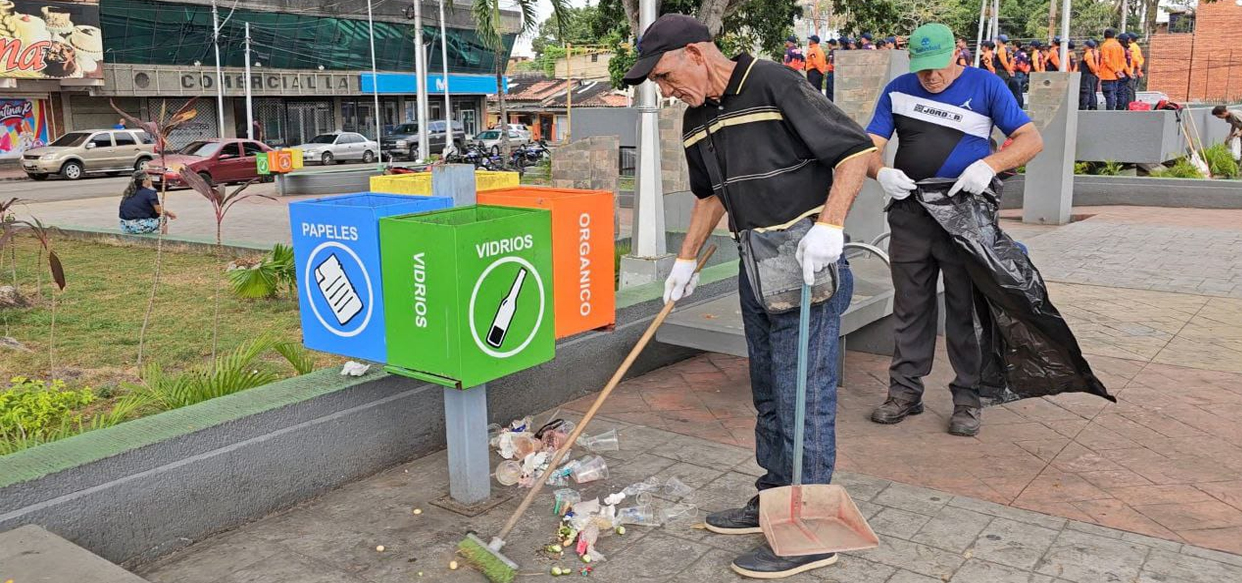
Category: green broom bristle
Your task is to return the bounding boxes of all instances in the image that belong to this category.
[457,534,518,583]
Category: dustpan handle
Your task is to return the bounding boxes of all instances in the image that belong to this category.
[792,282,811,487]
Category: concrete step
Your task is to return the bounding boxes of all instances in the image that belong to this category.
[0,525,151,582]
[657,258,895,357]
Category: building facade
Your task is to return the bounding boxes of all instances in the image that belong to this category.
[44,0,518,150]
[1148,2,1242,103]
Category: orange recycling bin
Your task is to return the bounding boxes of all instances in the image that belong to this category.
[477,187,615,339]
[271,150,294,173]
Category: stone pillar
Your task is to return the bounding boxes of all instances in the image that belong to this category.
[551,135,619,192]
[833,49,909,246]
[1023,72,1080,225]
[659,102,690,194]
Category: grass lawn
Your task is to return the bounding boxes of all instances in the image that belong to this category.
[1,236,338,389]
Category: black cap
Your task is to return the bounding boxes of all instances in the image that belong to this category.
[1104,28,1116,38]
[622,14,712,86]
[861,33,873,40]
[809,34,820,43]
[786,35,798,43]
[1085,39,1097,48]
[827,38,839,45]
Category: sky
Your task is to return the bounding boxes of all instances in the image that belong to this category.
[510,0,593,57]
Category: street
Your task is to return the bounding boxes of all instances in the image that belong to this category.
[0,175,132,204]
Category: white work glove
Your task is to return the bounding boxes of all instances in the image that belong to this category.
[877,167,917,200]
[663,258,699,304]
[796,222,845,286]
[948,159,997,197]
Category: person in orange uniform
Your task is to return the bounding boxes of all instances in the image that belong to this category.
[825,38,839,100]
[994,35,1023,107]
[1066,40,1078,73]
[1046,37,1063,71]
[783,35,806,71]
[1030,41,1045,72]
[1099,28,1128,110]
[1080,39,1100,109]
[1126,33,1145,102]
[805,35,828,95]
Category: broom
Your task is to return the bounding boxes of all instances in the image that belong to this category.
[458,245,717,583]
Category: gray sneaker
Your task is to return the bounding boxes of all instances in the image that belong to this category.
[704,495,761,535]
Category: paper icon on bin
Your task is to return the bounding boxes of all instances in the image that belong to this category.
[315,254,364,326]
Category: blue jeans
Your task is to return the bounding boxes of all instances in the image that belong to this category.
[1102,80,1120,110]
[739,259,853,491]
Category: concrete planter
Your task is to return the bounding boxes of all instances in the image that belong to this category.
[276,166,386,196]
[0,260,740,568]
[1001,174,1242,210]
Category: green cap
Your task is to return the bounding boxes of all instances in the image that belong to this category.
[908,23,955,72]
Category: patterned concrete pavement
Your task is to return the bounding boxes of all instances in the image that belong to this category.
[137,420,1242,583]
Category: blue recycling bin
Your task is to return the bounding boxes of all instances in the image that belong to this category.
[290,192,454,363]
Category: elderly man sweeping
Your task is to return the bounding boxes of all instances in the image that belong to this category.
[623,14,876,579]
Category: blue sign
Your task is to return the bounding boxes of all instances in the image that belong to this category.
[360,73,510,95]
[290,192,453,363]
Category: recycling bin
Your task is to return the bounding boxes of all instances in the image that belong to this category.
[369,170,520,196]
[380,205,554,388]
[289,192,454,363]
[478,187,615,338]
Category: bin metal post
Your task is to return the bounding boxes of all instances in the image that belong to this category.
[443,386,492,505]
[433,162,496,510]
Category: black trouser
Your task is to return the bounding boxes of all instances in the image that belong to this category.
[1079,73,1099,110]
[806,69,824,95]
[1005,76,1024,109]
[825,72,835,101]
[886,199,983,408]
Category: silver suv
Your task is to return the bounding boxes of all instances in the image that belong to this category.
[21,129,158,180]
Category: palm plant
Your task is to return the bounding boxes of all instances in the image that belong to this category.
[229,243,296,300]
[124,336,280,411]
[110,99,200,366]
[474,0,568,163]
[178,169,273,366]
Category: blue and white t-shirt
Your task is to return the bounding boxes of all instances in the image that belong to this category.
[866,67,1032,181]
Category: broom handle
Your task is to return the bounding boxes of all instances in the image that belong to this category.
[495,245,717,542]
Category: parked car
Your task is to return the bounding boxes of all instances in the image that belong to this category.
[500,123,533,142]
[294,132,378,165]
[381,120,466,160]
[473,129,531,154]
[147,139,274,188]
[21,128,158,180]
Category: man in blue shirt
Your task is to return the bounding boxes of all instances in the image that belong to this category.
[864,23,1044,436]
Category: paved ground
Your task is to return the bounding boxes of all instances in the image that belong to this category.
[136,418,1242,583]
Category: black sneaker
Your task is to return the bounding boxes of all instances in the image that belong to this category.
[704,495,761,535]
[731,543,838,579]
[870,397,924,424]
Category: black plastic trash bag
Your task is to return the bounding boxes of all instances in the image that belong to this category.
[913,178,1114,405]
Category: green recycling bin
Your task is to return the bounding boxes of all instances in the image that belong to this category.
[380,205,554,388]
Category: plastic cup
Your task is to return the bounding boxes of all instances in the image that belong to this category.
[659,503,697,525]
[571,455,610,484]
[553,488,581,515]
[494,460,522,486]
[663,477,693,499]
[616,505,660,526]
[577,428,620,452]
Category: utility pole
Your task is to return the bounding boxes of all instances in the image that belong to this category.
[365,0,383,149]
[244,22,253,140]
[620,0,671,287]
[211,0,226,138]
[974,0,987,67]
[1059,0,1070,70]
[991,0,1000,42]
[1120,0,1129,34]
[414,0,430,161]
[439,0,452,156]
[565,43,572,143]
[1046,0,1056,43]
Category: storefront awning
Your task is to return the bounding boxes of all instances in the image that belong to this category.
[360,73,508,95]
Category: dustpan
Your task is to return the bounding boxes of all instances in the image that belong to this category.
[759,283,880,557]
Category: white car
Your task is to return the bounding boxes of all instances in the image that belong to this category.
[294,132,378,165]
[474,129,530,154]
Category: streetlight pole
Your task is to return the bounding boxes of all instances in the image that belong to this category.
[974,0,987,67]
[1059,0,1070,70]
[244,22,253,140]
[439,0,453,156]
[211,0,226,137]
[620,0,671,287]
[414,0,430,161]
[365,0,383,150]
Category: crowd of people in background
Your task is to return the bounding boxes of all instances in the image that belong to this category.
[783,28,1146,112]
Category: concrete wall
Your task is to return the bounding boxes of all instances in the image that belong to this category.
[1074,107,1229,163]
[570,108,638,148]
[1000,174,1242,210]
[0,273,740,568]
[551,135,620,192]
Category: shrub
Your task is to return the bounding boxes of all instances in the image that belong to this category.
[1202,144,1239,178]
[229,243,296,300]
[125,337,280,410]
[0,377,94,441]
[1097,160,1124,176]
[1154,158,1204,179]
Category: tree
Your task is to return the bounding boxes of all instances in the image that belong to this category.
[475,0,568,161]
[595,0,802,88]
[531,5,601,58]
